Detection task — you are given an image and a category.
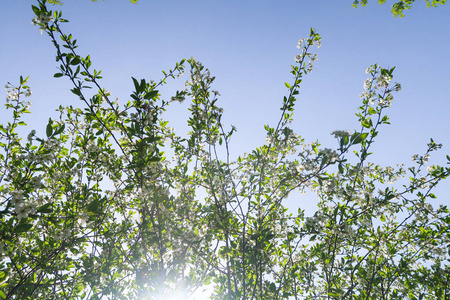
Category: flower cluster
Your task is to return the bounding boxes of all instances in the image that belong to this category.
[319,148,339,163]
[295,29,321,73]
[331,130,350,139]
[31,12,54,34]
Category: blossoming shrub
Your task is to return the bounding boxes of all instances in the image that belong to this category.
[1,1,449,299]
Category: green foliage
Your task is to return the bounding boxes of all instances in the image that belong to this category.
[46,0,62,5]
[46,0,447,16]
[352,0,447,17]
[1,1,450,299]
[46,0,138,5]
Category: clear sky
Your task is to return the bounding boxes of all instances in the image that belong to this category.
[2,0,450,204]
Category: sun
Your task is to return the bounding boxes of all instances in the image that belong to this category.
[187,285,214,300]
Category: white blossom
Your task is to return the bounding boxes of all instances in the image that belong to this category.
[331,130,350,139]
[363,78,372,90]
[31,13,54,34]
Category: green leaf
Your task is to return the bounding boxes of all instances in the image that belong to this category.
[54,124,65,135]
[368,107,377,115]
[87,199,100,214]
[351,132,368,145]
[71,87,81,96]
[340,135,349,148]
[14,223,33,233]
[0,271,6,283]
[37,203,53,213]
[140,79,146,92]
[54,73,64,78]
[132,77,140,93]
[361,120,371,128]
[46,120,53,137]
[31,5,40,16]
[143,90,158,100]
[70,57,81,65]
[0,290,5,299]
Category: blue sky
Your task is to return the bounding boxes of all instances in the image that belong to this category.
[1,0,450,203]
